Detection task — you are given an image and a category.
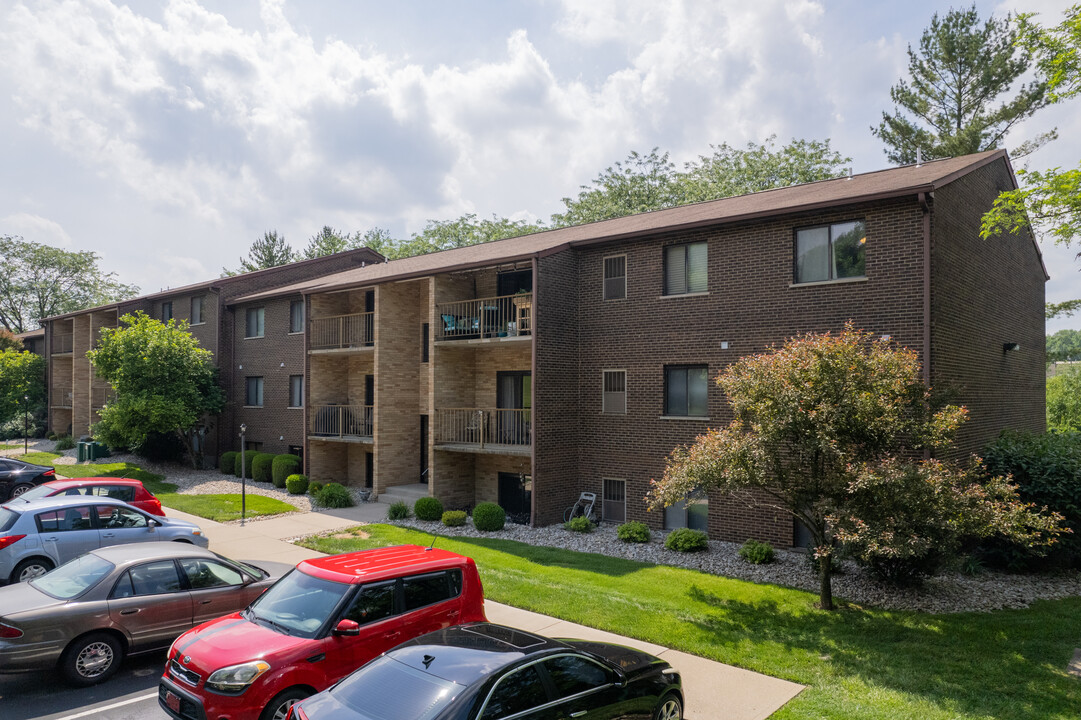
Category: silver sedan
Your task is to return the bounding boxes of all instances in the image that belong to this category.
[0,542,289,686]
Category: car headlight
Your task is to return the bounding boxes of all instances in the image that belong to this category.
[206,661,271,693]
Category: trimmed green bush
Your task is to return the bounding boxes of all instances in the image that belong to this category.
[739,539,776,564]
[387,501,410,520]
[233,452,254,479]
[46,431,57,441]
[442,510,467,527]
[308,481,324,496]
[414,497,444,522]
[617,521,651,543]
[665,528,709,553]
[472,502,505,532]
[252,453,276,483]
[220,451,238,474]
[564,516,594,533]
[54,435,75,451]
[316,482,353,508]
[273,454,302,488]
[285,474,309,495]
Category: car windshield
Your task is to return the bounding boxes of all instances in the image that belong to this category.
[332,656,463,720]
[31,554,115,599]
[246,569,350,637]
[13,485,52,502]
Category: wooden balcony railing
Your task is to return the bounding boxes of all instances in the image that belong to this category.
[436,293,532,341]
[91,387,115,409]
[53,386,73,408]
[310,404,373,438]
[436,408,532,447]
[52,333,73,353]
[310,313,374,350]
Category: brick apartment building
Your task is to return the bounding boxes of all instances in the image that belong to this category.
[41,247,384,463]
[231,149,1045,547]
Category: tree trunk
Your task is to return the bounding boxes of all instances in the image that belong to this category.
[818,553,834,611]
[177,428,199,470]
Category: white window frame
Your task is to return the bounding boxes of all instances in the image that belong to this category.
[602,254,627,301]
[601,369,627,414]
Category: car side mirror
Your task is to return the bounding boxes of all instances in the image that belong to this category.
[333,619,360,637]
[148,519,160,528]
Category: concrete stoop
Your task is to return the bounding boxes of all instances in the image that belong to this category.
[376,482,430,506]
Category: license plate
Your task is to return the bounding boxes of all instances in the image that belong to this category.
[165,690,181,713]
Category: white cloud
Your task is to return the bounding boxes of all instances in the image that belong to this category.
[1,213,73,247]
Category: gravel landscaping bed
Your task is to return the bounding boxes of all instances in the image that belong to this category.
[387,516,1081,614]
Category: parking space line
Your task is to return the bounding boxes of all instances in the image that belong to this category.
[55,691,158,720]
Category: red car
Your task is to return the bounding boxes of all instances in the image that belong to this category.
[16,478,165,516]
[159,545,487,720]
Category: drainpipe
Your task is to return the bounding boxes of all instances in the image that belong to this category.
[919,192,932,461]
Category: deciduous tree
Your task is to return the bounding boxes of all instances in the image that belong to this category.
[1047,328,1081,362]
[0,350,45,427]
[301,226,352,259]
[1047,366,1081,432]
[88,312,224,468]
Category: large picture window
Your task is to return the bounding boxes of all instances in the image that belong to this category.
[664,242,707,295]
[795,220,866,283]
[664,365,708,417]
[245,307,265,338]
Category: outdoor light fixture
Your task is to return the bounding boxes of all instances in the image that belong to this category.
[1003,343,1021,353]
[238,364,243,369]
[280,362,285,367]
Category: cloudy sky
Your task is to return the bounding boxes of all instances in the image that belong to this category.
[1,0,1079,332]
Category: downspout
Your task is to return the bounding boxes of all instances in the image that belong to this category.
[529,255,538,527]
[919,192,932,461]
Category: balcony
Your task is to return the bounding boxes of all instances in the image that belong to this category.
[91,387,115,409]
[436,293,532,342]
[309,404,373,442]
[310,313,374,352]
[52,386,73,408]
[52,333,73,354]
[435,408,531,456]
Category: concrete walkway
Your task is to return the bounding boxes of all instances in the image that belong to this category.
[171,506,805,720]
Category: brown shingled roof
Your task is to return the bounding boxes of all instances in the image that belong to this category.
[233,149,1022,304]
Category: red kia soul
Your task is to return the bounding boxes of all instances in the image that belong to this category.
[158,545,486,720]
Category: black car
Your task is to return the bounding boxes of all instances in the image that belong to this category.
[0,457,56,501]
[289,623,683,720]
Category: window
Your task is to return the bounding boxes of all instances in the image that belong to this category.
[602,478,626,523]
[161,302,173,323]
[244,440,262,452]
[602,370,626,414]
[543,655,612,698]
[603,255,626,300]
[795,220,866,283]
[191,296,205,325]
[121,560,182,596]
[481,665,549,720]
[664,242,707,295]
[289,375,303,408]
[664,365,708,417]
[245,307,265,338]
[665,489,708,531]
[288,444,304,461]
[289,300,304,334]
[36,507,92,532]
[95,505,148,529]
[403,570,460,611]
[180,559,244,589]
[421,323,429,363]
[344,580,396,625]
[246,376,264,407]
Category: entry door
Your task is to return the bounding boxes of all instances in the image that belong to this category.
[498,472,531,519]
[496,372,531,444]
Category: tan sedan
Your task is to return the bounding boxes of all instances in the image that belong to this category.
[0,542,289,686]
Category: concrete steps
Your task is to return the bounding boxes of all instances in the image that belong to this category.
[377,483,430,506]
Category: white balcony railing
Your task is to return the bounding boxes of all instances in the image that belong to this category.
[310,313,374,350]
[435,408,531,447]
[309,404,373,438]
[436,293,532,341]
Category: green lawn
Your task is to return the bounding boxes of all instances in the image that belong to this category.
[301,525,1081,720]
[0,443,23,451]
[5,450,297,521]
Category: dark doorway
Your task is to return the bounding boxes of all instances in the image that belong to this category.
[364,375,374,436]
[497,270,532,296]
[498,472,532,524]
[365,451,373,489]
[496,371,531,444]
[420,415,429,484]
[364,291,375,345]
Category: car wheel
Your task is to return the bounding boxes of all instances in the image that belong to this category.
[654,693,682,720]
[13,557,54,583]
[261,688,311,720]
[60,632,123,686]
[9,483,34,498]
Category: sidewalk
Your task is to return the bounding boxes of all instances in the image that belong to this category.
[172,506,805,720]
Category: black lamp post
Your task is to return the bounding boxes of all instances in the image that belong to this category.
[23,395,29,454]
[239,423,247,525]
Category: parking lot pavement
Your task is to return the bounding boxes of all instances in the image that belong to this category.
[171,508,805,720]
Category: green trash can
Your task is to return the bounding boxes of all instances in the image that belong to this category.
[89,442,110,460]
[76,441,87,462]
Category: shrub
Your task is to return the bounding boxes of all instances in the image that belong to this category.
[414,497,444,521]
[316,482,353,508]
[442,510,467,527]
[46,431,57,441]
[564,516,594,533]
[981,430,1081,570]
[54,435,75,451]
[285,474,309,494]
[220,451,238,474]
[252,453,276,483]
[665,528,708,553]
[308,481,324,496]
[233,452,254,479]
[272,454,302,488]
[387,501,410,520]
[617,521,651,543]
[472,502,506,532]
[739,539,776,564]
